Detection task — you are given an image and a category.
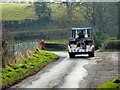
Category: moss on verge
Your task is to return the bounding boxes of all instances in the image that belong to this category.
[97,78,120,89]
[1,51,59,86]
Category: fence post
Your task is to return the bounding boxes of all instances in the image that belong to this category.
[0,20,2,68]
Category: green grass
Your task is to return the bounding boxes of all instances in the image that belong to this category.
[11,39,68,44]
[97,78,120,89]
[1,50,59,86]
[1,2,63,21]
[45,40,68,44]
[1,3,38,20]
[45,47,67,51]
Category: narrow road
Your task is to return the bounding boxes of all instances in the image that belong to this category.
[13,51,118,88]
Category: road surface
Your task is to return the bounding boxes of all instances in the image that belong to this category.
[12,51,118,88]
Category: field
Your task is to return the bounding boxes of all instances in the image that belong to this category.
[1,2,83,21]
[1,3,38,20]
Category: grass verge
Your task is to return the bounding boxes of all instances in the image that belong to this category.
[45,40,68,44]
[96,49,120,52]
[97,78,120,88]
[45,48,67,51]
[0,50,59,88]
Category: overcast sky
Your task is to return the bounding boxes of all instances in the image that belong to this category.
[0,0,119,2]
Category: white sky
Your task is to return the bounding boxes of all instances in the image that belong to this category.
[0,0,120,2]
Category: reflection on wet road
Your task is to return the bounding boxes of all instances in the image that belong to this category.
[18,51,91,88]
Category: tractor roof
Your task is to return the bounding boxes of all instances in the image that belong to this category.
[70,27,91,30]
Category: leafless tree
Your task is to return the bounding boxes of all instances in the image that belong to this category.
[59,2,82,24]
[2,24,13,68]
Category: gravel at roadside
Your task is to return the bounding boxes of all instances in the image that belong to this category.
[82,52,119,88]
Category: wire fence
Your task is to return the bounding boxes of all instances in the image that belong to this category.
[0,39,2,68]
[2,42,40,67]
[1,39,68,68]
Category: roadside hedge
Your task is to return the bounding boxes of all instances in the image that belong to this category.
[98,40,120,51]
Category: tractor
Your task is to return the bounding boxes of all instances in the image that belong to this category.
[68,27,94,58]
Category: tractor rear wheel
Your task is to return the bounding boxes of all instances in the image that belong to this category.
[69,53,75,58]
[89,52,94,57]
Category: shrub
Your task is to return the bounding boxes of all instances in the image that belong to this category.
[101,40,120,51]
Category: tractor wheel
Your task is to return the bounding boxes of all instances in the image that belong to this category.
[69,53,75,58]
[89,52,94,57]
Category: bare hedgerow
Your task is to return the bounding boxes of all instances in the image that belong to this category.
[2,24,13,68]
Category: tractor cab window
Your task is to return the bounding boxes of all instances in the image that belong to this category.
[87,29,92,37]
[72,30,76,38]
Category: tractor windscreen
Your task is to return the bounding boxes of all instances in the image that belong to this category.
[72,29,92,38]
[72,29,85,38]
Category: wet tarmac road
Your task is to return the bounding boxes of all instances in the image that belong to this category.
[12,51,118,88]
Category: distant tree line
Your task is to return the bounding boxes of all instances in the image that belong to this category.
[2,2,119,49]
[118,1,120,40]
